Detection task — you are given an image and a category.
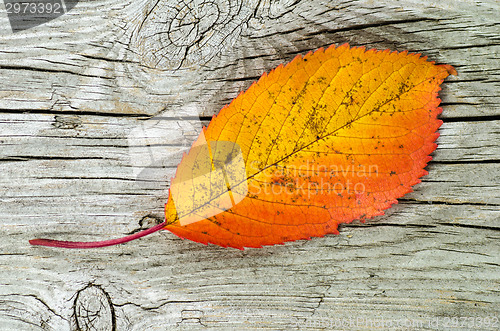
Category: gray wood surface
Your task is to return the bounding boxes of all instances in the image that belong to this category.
[0,0,498,330]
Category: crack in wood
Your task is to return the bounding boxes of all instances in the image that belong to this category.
[0,108,151,118]
[304,18,438,36]
[441,115,500,122]
[0,65,111,80]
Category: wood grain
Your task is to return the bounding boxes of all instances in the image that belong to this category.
[0,0,498,329]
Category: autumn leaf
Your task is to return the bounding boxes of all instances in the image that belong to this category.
[30,44,456,249]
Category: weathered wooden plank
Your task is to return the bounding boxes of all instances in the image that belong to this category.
[1,114,499,161]
[0,0,498,330]
[0,0,498,118]
[1,206,498,330]
[1,112,497,230]
[1,161,498,220]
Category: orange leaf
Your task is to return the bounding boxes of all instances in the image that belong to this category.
[29,44,456,249]
[164,44,456,248]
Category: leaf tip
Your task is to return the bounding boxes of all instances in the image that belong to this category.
[442,64,458,76]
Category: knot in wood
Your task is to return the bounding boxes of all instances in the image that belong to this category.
[73,284,116,331]
[131,0,262,69]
